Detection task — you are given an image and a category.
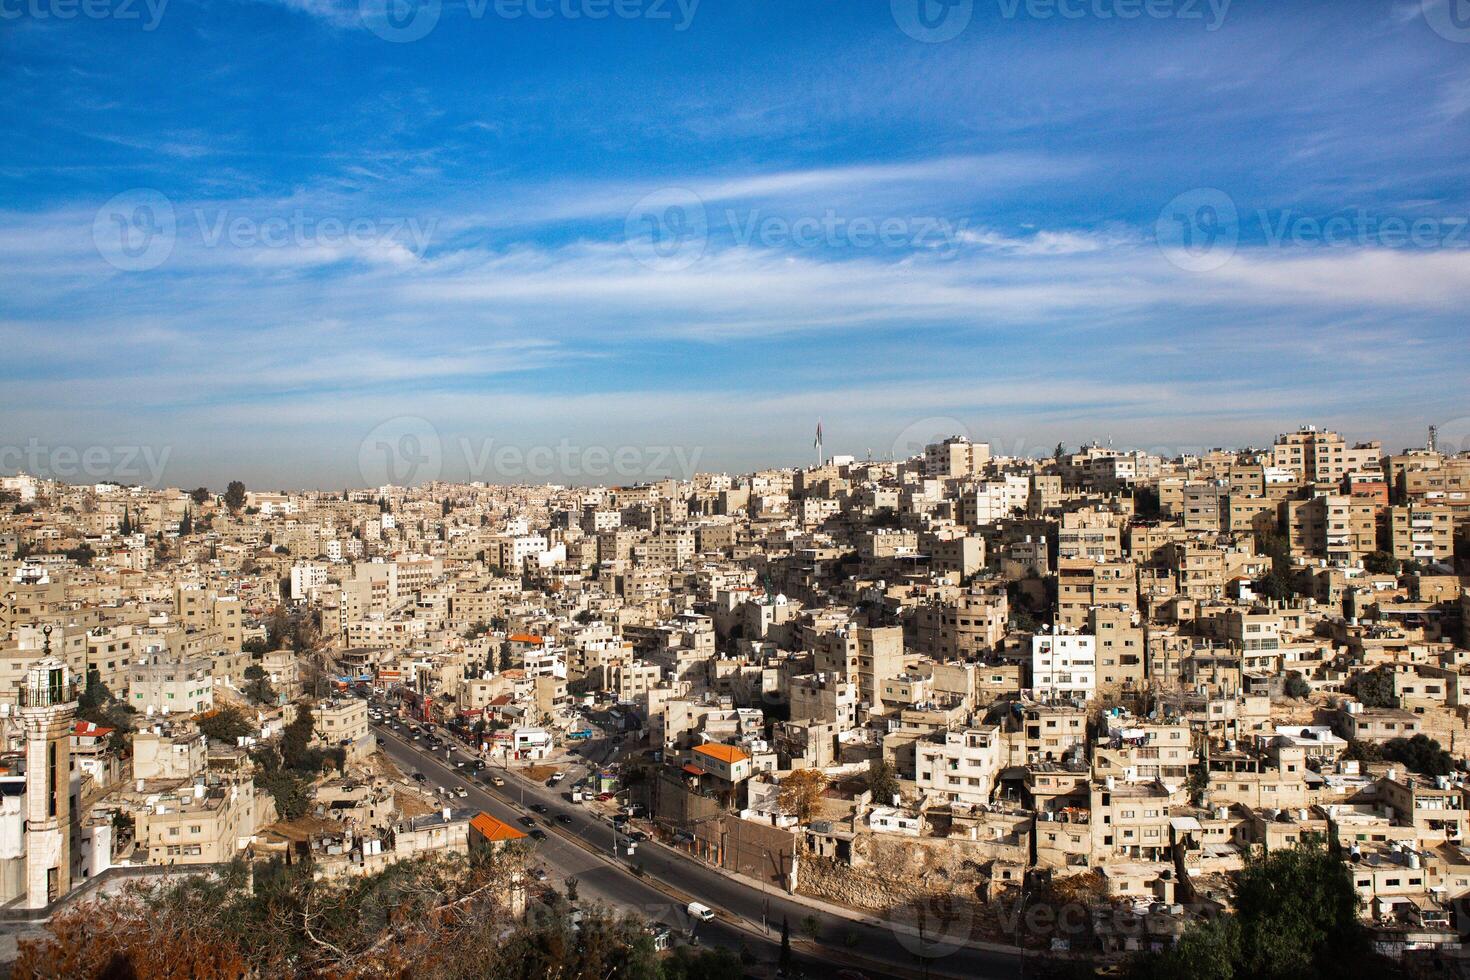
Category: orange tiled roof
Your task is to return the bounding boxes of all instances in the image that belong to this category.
[508,634,543,645]
[692,743,749,765]
[470,811,526,843]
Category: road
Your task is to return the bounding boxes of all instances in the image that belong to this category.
[373,719,1031,979]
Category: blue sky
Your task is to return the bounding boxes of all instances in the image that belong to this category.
[2,0,1469,488]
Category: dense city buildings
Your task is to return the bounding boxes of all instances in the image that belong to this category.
[0,423,1467,973]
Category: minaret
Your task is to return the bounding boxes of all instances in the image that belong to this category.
[18,627,77,908]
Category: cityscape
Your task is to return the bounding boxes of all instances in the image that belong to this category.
[5,0,1470,978]
[0,424,1468,977]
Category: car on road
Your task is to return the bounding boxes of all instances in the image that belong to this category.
[550,772,566,783]
[555,813,574,825]
[529,829,547,841]
[530,803,548,814]
[454,787,468,798]
[628,830,647,842]
[596,792,613,801]
[490,776,505,787]
[410,772,426,783]
[686,902,715,922]
[517,816,537,828]
[531,868,549,882]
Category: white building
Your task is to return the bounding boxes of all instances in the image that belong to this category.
[914,727,1004,806]
[290,562,330,601]
[1031,630,1096,702]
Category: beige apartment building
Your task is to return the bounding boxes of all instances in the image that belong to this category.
[1090,605,1145,692]
[1280,495,1376,561]
[810,625,904,704]
[1057,558,1136,630]
[128,652,214,717]
[314,698,369,747]
[912,588,1008,659]
[1272,426,1382,485]
[1386,505,1454,564]
[914,727,1003,806]
[135,781,259,865]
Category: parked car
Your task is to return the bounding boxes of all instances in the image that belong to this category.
[555,813,574,825]
[529,829,548,841]
[410,772,427,783]
[517,816,537,828]
[530,803,548,814]
[491,776,505,787]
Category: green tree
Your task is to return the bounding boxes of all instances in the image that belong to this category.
[1383,733,1454,776]
[196,706,253,744]
[1351,668,1396,709]
[1129,838,1371,980]
[190,487,210,505]
[1233,838,1364,977]
[865,757,900,805]
[242,665,276,705]
[1283,672,1311,699]
[223,481,247,512]
[63,544,96,567]
[1362,550,1399,575]
[1127,915,1237,980]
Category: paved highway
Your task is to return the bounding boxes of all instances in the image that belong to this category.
[372,720,1030,979]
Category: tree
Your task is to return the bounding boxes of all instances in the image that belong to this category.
[196,706,253,744]
[179,508,193,536]
[242,665,277,706]
[801,913,820,941]
[190,486,210,505]
[1126,915,1237,980]
[1351,668,1396,709]
[564,876,579,901]
[865,757,899,805]
[78,674,135,751]
[223,481,247,512]
[1283,671,1311,699]
[63,544,95,567]
[1127,837,1372,980]
[1233,838,1364,978]
[1362,550,1399,575]
[1383,733,1455,776]
[777,768,828,823]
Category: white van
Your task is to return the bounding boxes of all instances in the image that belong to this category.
[686,902,715,922]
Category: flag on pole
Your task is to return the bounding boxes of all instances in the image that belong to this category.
[813,420,823,448]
